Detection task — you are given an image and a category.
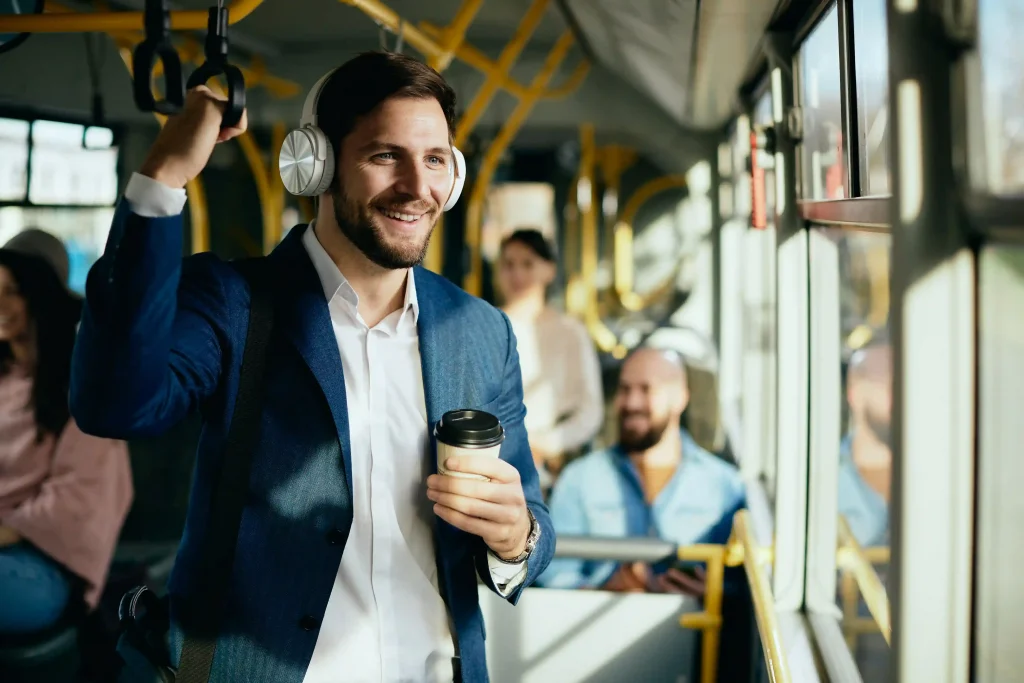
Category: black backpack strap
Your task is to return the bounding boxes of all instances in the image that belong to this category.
[176,257,275,683]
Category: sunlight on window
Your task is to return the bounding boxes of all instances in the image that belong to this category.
[979,0,1024,193]
[0,116,120,294]
[29,120,118,206]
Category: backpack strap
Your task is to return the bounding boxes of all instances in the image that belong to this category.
[176,257,275,683]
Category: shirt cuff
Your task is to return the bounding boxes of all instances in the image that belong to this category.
[124,172,187,218]
[487,550,528,597]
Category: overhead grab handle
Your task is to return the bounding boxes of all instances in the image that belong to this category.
[186,2,246,128]
[132,0,185,115]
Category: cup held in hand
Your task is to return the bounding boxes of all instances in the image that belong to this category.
[434,409,504,481]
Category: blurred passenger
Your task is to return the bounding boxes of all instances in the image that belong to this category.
[0,244,133,634]
[839,342,891,547]
[539,347,745,595]
[496,229,603,488]
[4,228,72,287]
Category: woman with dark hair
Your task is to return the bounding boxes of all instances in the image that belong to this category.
[496,229,604,489]
[0,247,133,634]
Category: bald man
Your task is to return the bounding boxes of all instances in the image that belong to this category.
[538,348,745,594]
[839,343,891,547]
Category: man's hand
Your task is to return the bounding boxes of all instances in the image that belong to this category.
[0,526,22,547]
[426,456,531,560]
[602,563,650,593]
[139,86,248,189]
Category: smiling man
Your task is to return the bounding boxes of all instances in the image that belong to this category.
[70,52,552,683]
[538,347,744,595]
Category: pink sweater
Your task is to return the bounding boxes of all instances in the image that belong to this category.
[0,370,133,609]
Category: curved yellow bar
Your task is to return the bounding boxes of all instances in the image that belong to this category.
[0,0,264,33]
[420,21,590,104]
[613,175,688,311]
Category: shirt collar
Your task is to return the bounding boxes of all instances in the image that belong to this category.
[301,221,419,323]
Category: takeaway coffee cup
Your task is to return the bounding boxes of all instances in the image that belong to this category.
[434,409,505,481]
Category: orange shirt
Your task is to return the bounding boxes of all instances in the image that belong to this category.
[0,370,133,608]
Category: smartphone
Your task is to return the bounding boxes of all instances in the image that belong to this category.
[651,557,703,578]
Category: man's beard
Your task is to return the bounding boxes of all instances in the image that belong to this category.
[331,186,435,270]
[618,412,673,453]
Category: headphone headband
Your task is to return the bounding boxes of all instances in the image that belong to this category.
[300,67,340,129]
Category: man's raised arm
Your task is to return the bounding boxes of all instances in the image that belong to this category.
[70,87,249,439]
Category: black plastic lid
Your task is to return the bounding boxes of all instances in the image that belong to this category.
[434,409,504,448]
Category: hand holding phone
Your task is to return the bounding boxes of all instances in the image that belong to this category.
[651,559,707,597]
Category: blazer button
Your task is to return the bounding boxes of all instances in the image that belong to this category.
[299,615,319,631]
[326,529,346,545]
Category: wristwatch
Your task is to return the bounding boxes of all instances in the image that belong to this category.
[496,508,540,564]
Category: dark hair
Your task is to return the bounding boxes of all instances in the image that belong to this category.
[0,250,82,441]
[500,229,557,263]
[317,51,457,165]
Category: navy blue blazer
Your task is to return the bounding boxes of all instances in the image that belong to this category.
[70,201,555,682]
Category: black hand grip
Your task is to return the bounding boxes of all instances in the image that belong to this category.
[133,41,185,115]
[133,0,184,115]
[186,7,247,128]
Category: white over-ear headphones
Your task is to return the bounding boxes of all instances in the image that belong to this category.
[278,67,466,212]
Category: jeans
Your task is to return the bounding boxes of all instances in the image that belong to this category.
[0,542,72,634]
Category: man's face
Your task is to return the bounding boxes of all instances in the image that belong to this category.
[331,96,454,269]
[614,351,688,453]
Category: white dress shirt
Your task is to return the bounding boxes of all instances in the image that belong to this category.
[122,173,527,683]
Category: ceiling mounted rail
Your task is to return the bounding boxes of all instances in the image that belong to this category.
[0,0,264,33]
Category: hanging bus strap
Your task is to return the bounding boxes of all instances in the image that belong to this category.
[186,0,246,129]
[132,0,185,115]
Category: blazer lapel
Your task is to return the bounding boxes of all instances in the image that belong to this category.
[268,226,353,494]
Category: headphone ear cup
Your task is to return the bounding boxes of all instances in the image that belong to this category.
[443,147,466,212]
[279,126,335,197]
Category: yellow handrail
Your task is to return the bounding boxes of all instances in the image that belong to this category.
[575,123,623,354]
[837,516,891,645]
[425,0,484,72]
[337,0,588,108]
[421,23,591,102]
[57,1,300,101]
[462,29,576,295]
[451,0,550,149]
[676,543,728,683]
[0,0,264,33]
[732,510,792,683]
